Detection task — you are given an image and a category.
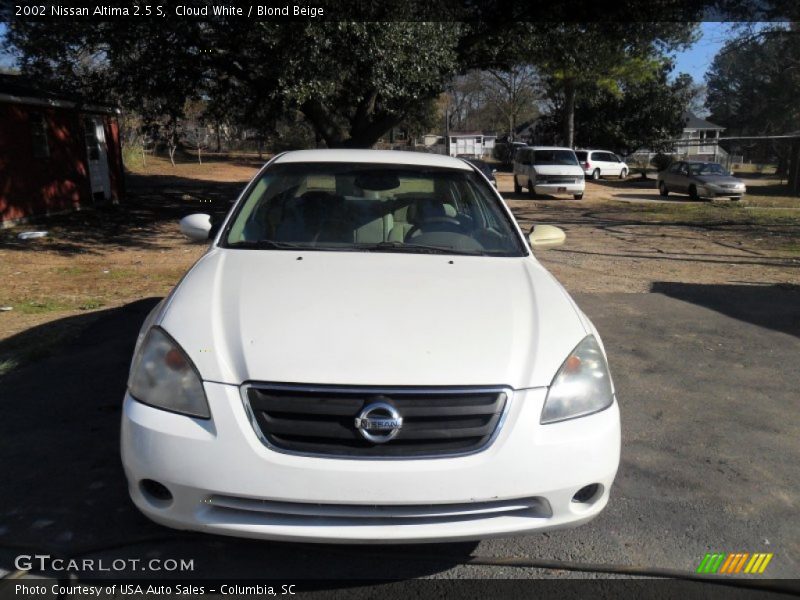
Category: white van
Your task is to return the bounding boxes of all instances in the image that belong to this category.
[575,150,628,180]
[513,147,585,199]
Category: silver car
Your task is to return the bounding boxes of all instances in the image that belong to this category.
[657,161,746,200]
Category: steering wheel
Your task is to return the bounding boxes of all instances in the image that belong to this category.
[404,217,466,242]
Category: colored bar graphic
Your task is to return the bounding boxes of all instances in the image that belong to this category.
[758,554,773,573]
[699,552,774,575]
[734,553,749,573]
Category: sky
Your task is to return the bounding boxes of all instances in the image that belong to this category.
[0,21,736,80]
[672,22,733,82]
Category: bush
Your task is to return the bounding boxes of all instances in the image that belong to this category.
[651,153,673,172]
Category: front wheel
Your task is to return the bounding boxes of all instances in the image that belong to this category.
[620,169,628,179]
[592,169,601,181]
[689,184,700,201]
[514,178,521,194]
[658,181,669,197]
[573,193,584,200]
[528,180,536,199]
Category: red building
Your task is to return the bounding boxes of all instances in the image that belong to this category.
[0,74,124,226]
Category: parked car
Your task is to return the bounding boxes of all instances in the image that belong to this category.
[513,146,585,199]
[575,150,629,180]
[461,156,497,187]
[122,149,621,544]
[657,161,746,200]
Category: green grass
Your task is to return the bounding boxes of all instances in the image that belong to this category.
[603,200,800,227]
[78,299,106,310]
[107,268,137,280]
[54,266,89,276]
[16,299,71,315]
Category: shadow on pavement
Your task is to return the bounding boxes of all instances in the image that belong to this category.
[650,282,800,338]
[0,299,476,581]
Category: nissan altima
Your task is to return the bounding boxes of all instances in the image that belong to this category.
[658,160,746,200]
[121,150,621,543]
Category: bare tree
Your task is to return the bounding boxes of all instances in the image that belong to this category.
[482,66,540,140]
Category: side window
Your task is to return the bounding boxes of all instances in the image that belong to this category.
[30,113,50,158]
[669,163,681,173]
[679,164,689,176]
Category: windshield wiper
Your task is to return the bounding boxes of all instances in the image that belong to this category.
[226,240,311,250]
[351,241,483,256]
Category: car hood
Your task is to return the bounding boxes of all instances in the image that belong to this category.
[534,165,584,176]
[157,249,589,389]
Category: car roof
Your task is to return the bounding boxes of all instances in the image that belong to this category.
[577,149,615,153]
[272,149,472,170]
[528,146,576,151]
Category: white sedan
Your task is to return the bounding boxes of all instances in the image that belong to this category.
[121,150,620,543]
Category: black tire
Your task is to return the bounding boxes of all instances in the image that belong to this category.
[730,196,741,201]
[573,193,584,200]
[658,181,669,197]
[689,184,700,201]
[620,169,628,180]
[514,178,521,194]
[528,180,536,199]
[592,169,601,181]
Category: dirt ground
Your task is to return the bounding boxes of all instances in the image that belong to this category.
[1,157,798,374]
[495,173,800,293]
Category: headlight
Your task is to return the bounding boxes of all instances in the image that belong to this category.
[541,336,614,424]
[128,327,210,419]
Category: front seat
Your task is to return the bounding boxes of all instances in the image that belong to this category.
[388,198,447,242]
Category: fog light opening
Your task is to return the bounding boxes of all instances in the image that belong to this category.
[140,479,173,506]
[572,483,601,505]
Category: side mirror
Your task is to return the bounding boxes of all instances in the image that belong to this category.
[528,224,566,249]
[179,213,212,241]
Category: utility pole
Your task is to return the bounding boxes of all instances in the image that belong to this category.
[444,106,450,157]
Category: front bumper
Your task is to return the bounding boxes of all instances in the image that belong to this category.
[121,383,620,543]
[533,183,585,196]
[699,185,746,198]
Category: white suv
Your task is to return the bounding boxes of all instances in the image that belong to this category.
[513,147,585,199]
[121,150,620,543]
[575,150,628,180]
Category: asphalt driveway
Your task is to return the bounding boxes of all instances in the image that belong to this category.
[0,285,798,584]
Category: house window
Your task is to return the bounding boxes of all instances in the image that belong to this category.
[30,113,50,158]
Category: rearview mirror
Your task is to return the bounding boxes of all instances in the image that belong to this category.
[529,225,566,249]
[180,213,212,241]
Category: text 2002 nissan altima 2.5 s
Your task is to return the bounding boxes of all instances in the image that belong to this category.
[121,150,621,543]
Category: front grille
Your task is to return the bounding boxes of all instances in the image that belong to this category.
[244,385,509,458]
[205,494,551,524]
[539,176,575,184]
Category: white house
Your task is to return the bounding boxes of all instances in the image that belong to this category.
[675,112,726,160]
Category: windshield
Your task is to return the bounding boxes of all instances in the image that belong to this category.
[689,163,728,176]
[222,163,526,257]
[534,150,579,166]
